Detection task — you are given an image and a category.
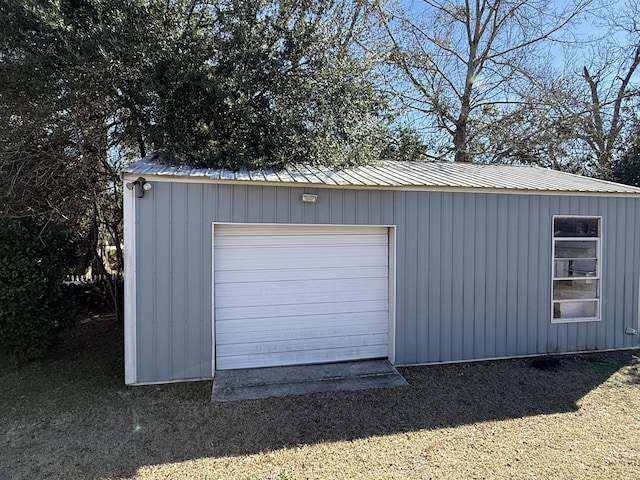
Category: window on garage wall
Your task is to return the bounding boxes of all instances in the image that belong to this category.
[552,216,601,323]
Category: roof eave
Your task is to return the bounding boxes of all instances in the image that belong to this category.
[121,170,640,197]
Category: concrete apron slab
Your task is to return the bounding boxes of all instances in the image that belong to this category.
[212,359,408,402]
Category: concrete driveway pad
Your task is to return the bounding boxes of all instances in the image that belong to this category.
[212,359,408,402]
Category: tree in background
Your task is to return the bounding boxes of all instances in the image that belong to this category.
[480,74,598,173]
[2,0,406,187]
[493,0,640,176]
[560,0,640,178]
[0,0,159,322]
[145,0,398,170]
[376,0,591,163]
[1,0,408,329]
[611,119,640,186]
[431,0,640,177]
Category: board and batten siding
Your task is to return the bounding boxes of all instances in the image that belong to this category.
[126,180,640,384]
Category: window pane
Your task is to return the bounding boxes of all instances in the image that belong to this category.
[553,301,598,319]
[551,216,601,322]
[554,218,599,237]
[554,240,597,259]
[554,259,597,277]
[553,279,598,300]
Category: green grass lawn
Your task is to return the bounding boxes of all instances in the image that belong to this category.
[1,315,639,479]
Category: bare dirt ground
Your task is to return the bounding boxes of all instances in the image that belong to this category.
[1,315,639,480]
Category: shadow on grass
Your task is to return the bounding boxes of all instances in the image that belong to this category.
[1,315,638,480]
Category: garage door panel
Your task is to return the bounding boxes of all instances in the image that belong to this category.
[215,245,388,270]
[217,319,387,344]
[214,225,390,370]
[217,333,389,357]
[219,344,389,370]
[216,265,389,284]
[216,255,386,273]
[216,299,389,321]
[217,310,388,335]
[215,233,388,248]
[215,278,388,308]
[215,225,386,237]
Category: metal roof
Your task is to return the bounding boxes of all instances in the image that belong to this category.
[123,158,640,195]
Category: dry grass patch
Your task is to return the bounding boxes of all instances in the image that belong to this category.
[1,315,639,479]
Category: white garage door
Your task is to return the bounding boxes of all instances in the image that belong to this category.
[214,224,390,370]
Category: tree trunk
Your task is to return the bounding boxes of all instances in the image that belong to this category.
[454,92,473,163]
[453,125,469,163]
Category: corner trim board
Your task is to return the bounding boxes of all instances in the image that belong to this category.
[123,182,137,384]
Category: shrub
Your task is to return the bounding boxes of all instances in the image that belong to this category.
[0,218,78,363]
[63,277,124,317]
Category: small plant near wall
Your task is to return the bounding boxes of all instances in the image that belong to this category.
[0,217,78,364]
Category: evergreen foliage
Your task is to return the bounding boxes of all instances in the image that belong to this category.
[144,0,395,170]
[611,135,640,187]
[1,0,397,173]
[0,0,410,332]
[0,218,78,364]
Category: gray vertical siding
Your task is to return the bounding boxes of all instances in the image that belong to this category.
[131,181,640,383]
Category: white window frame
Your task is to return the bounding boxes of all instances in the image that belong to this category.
[551,215,602,323]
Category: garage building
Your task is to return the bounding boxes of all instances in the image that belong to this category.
[123,159,640,384]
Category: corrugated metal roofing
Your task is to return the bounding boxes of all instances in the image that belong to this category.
[123,158,640,195]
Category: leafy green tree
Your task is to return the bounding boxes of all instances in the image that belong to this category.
[0,0,155,321]
[146,0,395,170]
[0,218,78,363]
[611,123,640,186]
[1,0,404,327]
[611,145,640,186]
